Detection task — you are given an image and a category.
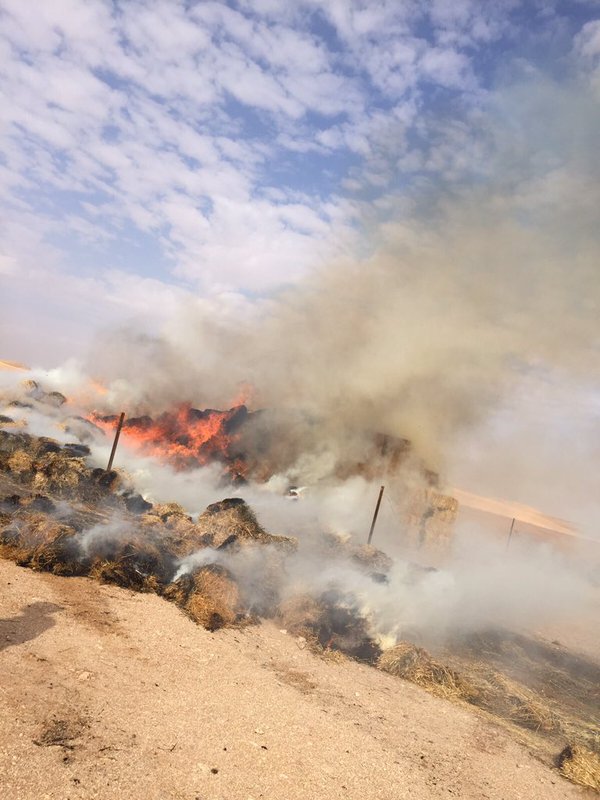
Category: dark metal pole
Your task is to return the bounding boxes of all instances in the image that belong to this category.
[506,517,516,551]
[106,412,125,472]
[367,485,385,545]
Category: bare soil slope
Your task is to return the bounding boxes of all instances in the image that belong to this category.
[0,560,584,800]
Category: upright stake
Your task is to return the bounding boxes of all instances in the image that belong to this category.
[106,412,125,472]
[367,485,385,545]
[506,517,516,551]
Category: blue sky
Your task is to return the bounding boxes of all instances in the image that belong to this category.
[1,0,599,363]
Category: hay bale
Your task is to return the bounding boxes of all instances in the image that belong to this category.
[151,502,191,522]
[379,642,475,700]
[0,512,83,575]
[558,744,600,791]
[351,543,393,574]
[184,565,242,630]
[31,452,90,497]
[194,498,296,551]
[7,450,34,474]
[278,594,324,635]
[87,535,174,592]
[278,590,381,663]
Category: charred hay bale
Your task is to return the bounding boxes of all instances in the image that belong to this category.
[378,642,475,700]
[0,430,35,456]
[40,390,67,407]
[557,744,600,791]
[184,564,244,631]
[278,594,323,635]
[162,573,194,606]
[87,533,175,592]
[0,512,83,574]
[123,492,153,515]
[194,498,297,552]
[142,503,201,555]
[61,443,91,458]
[60,415,105,443]
[278,590,381,663]
[32,437,62,457]
[139,513,164,531]
[89,468,121,494]
[27,530,87,576]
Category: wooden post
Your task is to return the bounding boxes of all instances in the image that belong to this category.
[506,517,516,551]
[106,412,125,472]
[367,485,385,545]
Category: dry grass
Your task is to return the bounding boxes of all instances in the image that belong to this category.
[379,642,475,700]
[474,670,559,734]
[379,641,561,733]
[557,744,600,791]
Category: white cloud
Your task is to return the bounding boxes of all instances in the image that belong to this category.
[0,0,597,365]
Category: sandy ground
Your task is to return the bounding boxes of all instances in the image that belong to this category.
[0,559,586,800]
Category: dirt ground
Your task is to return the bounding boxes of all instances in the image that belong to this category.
[0,559,588,800]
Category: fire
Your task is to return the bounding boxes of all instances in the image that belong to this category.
[93,404,249,476]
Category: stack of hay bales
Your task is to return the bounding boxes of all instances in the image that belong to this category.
[161,498,296,625]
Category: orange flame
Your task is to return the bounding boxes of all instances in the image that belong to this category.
[92,404,249,476]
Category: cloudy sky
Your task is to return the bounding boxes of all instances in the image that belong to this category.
[1,0,599,364]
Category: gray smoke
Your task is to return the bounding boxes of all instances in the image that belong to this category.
[83,75,599,488]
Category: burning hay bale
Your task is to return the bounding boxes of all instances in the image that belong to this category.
[318,533,392,580]
[88,542,169,592]
[0,513,84,576]
[194,497,296,552]
[557,744,600,791]
[182,564,245,631]
[141,503,203,556]
[278,590,382,663]
[351,543,393,576]
[379,642,474,700]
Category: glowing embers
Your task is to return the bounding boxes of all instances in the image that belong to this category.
[93,405,249,472]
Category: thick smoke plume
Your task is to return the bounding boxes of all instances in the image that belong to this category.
[83,76,599,488]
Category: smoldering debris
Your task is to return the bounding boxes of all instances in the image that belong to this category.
[0,396,599,789]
